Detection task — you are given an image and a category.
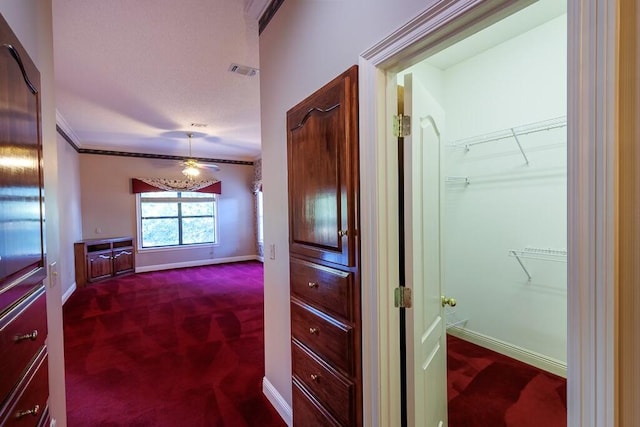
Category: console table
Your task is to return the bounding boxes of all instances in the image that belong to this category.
[74,237,135,287]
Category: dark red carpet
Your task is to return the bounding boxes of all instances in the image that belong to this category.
[447,334,567,427]
[63,261,285,427]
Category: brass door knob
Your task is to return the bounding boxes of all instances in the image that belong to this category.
[441,296,457,307]
[15,405,40,419]
[14,330,38,343]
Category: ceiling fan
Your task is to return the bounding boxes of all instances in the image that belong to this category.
[181,133,220,178]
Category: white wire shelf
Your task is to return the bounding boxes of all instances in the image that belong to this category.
[448,116,567,164]
[509,247,567,281]
[445,309,468,330]
[444,176,470,185]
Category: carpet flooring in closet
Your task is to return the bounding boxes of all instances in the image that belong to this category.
[447,334,567,427]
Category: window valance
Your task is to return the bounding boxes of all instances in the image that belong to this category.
[131,178,221,194]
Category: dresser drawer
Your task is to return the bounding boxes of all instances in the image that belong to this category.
[291,300,354,376]
[293,378,342,427]
[290,259,353,321]
[0,348,48,427]
[0,287,47,401]
[292,340,355,426]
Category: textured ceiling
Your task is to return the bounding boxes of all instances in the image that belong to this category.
[53,0,268,161]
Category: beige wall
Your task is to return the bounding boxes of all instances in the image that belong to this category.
[55,134,82,301]
[0,1,69,425]
[259,0,439,412]
[79,154,256,269]
[56,133,83,298]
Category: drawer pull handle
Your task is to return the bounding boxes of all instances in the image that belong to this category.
[16,404,40,419]
[14,330,38,342]
[99,254,112,260]
[309,327,319,335]
[310,374,320,382]
[308,282,318,288]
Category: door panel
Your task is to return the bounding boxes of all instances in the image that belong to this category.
[403,73,448,427]
[286,68,358,267]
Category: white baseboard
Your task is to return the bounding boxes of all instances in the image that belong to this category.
[257,256,265,263]
[262,377,292,426]
[447,326,567,378]
[62,282,77,305]
[135,255,261,273]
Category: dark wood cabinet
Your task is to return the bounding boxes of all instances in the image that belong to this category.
[74,237,135,287]
[287,66,362,426]
[0,13,49,427]
[287,66,359,268]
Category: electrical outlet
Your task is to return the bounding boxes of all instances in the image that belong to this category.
[269,244,276,260]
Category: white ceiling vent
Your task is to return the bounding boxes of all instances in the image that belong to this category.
[228,63,259,77]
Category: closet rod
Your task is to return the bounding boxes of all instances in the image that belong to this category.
[449,116,567,149]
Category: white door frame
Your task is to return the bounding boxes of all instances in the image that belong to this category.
[358,1,617,426]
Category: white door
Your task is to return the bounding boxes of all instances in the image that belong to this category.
[402,72,449,427]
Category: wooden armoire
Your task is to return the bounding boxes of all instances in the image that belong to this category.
[287,66,361,426]
[0,13,50,427]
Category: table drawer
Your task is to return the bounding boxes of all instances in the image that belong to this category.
[290,259,353,321]
[0,348,48,427]
[293,378,342,427]
[291,300,354,376]
[292,340,355,426]
[0,287,47,401]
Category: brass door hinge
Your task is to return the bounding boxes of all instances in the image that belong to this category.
[393,114,411,137]
[394,286,412,308]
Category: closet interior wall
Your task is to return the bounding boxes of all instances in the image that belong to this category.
[403,13,567,366]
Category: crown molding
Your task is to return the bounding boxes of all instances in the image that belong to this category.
[76,148,253,166]
[55,109,81,146]
[258,0,284,35]
[54,126,253,166]
[245,0,270,20]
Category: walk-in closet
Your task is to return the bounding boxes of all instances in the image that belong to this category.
[399,0,567,423]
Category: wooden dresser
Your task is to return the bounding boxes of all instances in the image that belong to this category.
[0,13,50,427]
[287,66,361,426]
[74,237,136,287]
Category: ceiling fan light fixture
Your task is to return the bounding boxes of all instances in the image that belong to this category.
[182,158,200,178]
[182,164,200,178]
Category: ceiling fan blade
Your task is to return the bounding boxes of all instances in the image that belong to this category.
[198,163,220,171]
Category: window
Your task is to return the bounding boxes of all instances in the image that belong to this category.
[138,191,217,249]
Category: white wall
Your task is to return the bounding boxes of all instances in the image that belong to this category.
[259,0,439,414]
[433,16,567,362]
[78,154,256,269]
[0,1,69,424]
[56,133,83,299]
